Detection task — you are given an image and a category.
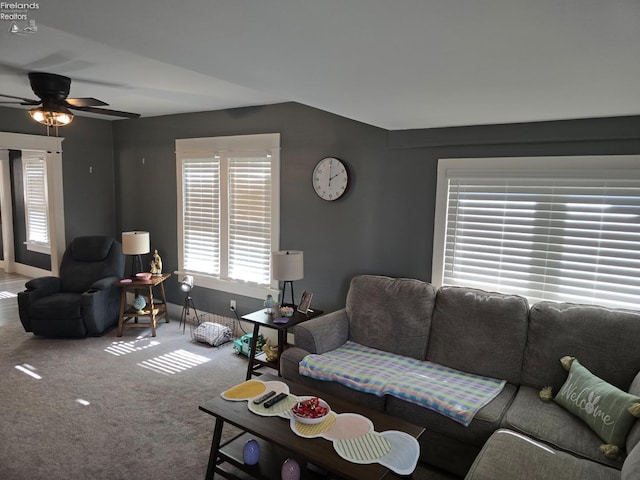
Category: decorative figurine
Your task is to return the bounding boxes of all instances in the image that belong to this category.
[150,249,163,276]
[262,339,279,362]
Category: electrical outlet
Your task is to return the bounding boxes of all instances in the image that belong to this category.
[230,299,236,311]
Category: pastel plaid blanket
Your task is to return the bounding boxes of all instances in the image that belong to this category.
[299,341,505,426]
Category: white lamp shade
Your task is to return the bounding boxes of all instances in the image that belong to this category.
[272,250,304,281]
[122,231,150,255]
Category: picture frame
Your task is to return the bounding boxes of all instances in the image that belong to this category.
[297,291,313,314]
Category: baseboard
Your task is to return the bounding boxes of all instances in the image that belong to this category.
[13,263,50,279]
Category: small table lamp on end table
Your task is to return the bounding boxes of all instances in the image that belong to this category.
[272,250,303,307]
[122,231,150,276]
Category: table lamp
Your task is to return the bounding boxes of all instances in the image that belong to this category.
[122,231,150,276]
[272,250,304,307]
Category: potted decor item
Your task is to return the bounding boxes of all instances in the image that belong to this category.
[264,294,275,314]
[132,295,146,313]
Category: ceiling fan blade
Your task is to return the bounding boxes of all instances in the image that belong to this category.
[66,97,109,107]
[69,105,140,119]
[0,93,40,105]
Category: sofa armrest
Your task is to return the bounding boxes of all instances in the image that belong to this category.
[294,308,349,354]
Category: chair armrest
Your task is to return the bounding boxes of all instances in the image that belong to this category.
[18,276,61,332]
[24,276,61,296]
[88,276,121,291]
[82,279,122,336]
[294,308,349,354]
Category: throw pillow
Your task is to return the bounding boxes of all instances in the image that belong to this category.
[193,322,232,347]
[554,358,640,458]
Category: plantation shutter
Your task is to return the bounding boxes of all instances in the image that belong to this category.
[228,155,272,285]
[182,158,220,274]
[23,154,49,246]
[443,174,640,310]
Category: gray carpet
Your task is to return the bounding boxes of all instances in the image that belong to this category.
[0,319,248,479]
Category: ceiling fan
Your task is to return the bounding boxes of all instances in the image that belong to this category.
[0,71,140,126]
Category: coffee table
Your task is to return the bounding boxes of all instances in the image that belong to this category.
[199,374,424,480]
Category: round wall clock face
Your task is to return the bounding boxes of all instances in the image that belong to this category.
[312,157,349,201]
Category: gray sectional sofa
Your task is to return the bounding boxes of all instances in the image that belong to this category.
[280,275,640,479]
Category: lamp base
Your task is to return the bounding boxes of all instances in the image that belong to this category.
[128,254,145,277]
[179,294,199,334]
[281,281,296,309]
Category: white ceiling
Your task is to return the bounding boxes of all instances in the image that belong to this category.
[1,0,639,130]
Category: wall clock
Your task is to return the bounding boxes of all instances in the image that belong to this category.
[312,157,349,201]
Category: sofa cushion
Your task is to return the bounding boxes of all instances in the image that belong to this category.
[388,382,518,448]
[465,429,621,480]
[30,292,82,320]
[522,301,640,392]
[503,386,624,469]
[622,441,640,480]
[627,371,640,454]
[345,275,436,360]
[427,286,529,385]
[554,358,640,450]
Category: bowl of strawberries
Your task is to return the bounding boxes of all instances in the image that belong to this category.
[291,397,330,424]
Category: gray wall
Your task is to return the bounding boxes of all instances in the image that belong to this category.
[0,106,117,256]
[112,103,640,317]
[2,102,640,318]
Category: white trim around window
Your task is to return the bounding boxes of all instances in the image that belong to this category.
[176,133,280,300]
[0,132,65,276]
[22,150,51,254]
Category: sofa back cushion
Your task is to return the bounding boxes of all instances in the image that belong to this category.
[522,301,640,392]
[345,275,436,360]
[426,286,529,385]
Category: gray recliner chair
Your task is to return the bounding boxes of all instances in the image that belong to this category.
[18,236,125,337]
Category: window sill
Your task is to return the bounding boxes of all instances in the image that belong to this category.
[24,242,51,255]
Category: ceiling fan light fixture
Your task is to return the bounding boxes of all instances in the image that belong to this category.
[29,105,74,126]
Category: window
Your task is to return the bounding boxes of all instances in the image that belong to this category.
[22,150,50,254]
[176,134,280,298]
[432,156,640,310]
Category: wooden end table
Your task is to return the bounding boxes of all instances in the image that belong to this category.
[241,308,323,380]
[199,373,424,480]
[114,273,171,337]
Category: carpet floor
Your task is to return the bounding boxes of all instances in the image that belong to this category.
[0,319,249,479]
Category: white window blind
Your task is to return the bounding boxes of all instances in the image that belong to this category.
[433,156,640,311]
[176,134,280,298]
[22,152,50,251]
[228,155,272,285]
[182,158,220,274]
